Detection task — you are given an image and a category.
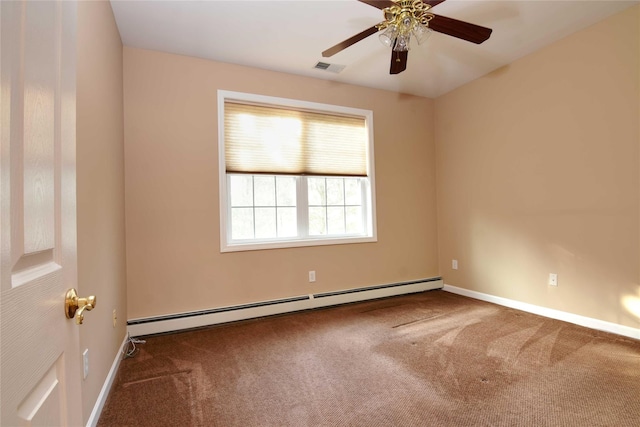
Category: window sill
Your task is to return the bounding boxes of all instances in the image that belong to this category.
[220,235,377,253]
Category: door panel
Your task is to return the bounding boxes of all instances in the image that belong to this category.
[22,0,57,255]
[1,1,81,425]
[17,358,64,426]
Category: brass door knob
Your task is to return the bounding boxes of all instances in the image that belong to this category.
[65,289,97,325]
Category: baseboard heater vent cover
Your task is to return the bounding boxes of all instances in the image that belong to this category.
[128,277,443,337]
[127,295,310,326]
[314,277,441,299]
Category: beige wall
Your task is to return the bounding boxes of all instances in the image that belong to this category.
[435,6,639,328]
[77,0,127,423]
[123,48,438,319]
[51,1,640,422]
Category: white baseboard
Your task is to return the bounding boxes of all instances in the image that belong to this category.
[86,333,128,427]
[127,278,443,337]
[443,284,640,340]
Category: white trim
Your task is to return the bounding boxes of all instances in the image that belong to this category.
[220,233,377,253]
[128,279,443,337]
[217,89,377,252]
[443,284,640,340]
[85,333,128,427]
[218,90,375,120]
[217,91,228,253]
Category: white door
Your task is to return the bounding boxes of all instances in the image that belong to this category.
[1,0,83,426]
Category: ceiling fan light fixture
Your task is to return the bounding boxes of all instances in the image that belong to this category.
[378,24,398,48]
[412,23,432,45]
[400,13,413,31]
[377,0,434,52]
[393,34,410,52]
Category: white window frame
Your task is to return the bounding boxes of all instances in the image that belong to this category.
[218,90,377,252]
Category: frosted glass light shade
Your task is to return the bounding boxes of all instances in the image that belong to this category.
[378,25,398,48]
[393,34,410,52]
[413,24,432,45]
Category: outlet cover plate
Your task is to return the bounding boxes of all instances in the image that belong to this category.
[82,349,89,379]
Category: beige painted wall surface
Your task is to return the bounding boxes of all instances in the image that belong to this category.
[435,6,639,328]
[124,48,438,319]
[77,0,127,423]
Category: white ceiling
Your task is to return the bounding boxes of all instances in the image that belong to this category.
[110,0,638,98]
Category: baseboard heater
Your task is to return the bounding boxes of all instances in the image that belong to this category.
[127,277,443,337]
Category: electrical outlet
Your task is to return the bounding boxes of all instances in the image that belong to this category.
[548,273,558,287]
[113,309,117,328]
[452,259,458,270]
[82,349,89,379]
[309,271,316,283]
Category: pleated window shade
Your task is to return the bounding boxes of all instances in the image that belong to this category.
[224,101,368,177]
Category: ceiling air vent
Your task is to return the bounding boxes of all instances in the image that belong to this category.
[314,61,346,74]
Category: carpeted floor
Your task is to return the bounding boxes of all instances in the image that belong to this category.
[98,290,640,426]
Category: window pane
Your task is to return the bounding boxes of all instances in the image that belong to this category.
[327,207,345,235]
[308,207,326,235]
[326,178,344,205]
[231,207,254,239]
[276,176,296,206]
[230,175,253,207]
[255,207,276,238]
[308,177,325,205]
[227,172,370,246]
[254,176,275,207]
[277,207,297,237]
[346,206,363,234]
[345,178,361,205]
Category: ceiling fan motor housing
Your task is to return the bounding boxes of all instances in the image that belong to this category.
[382,0,434,31]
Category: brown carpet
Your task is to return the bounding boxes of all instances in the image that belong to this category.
[98,290,640,426]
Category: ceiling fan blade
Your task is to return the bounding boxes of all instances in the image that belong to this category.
[322,24,380,57]
[359,1,447,10]
[423,0,447,7]
[390,50,408,74]
[429,14,492,44]
[357,0,395,10]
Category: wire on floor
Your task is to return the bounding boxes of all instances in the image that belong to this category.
[122,332,146,358]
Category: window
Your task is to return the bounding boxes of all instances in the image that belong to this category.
[218,91,377,252]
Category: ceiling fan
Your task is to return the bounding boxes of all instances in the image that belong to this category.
[322,0,492,75]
